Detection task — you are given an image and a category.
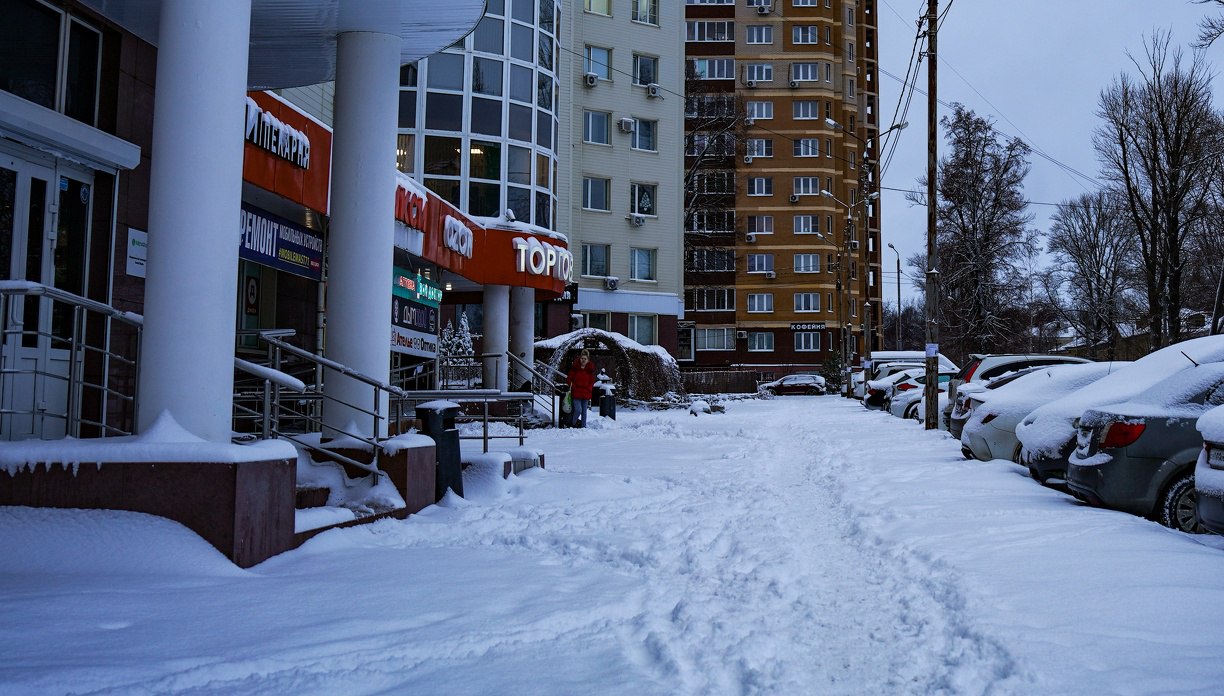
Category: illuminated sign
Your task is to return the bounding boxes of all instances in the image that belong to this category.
[239,204,324,281]
[394,185,430,229]
[244,97,310,168]
[790,322,827,331]
[392,266,443,308]
[443,216,474,258]
[512,236,573,282]
[391,266,441,358]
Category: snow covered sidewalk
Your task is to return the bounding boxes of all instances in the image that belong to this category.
[2,397,1223,694]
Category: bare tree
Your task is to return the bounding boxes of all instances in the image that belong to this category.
[1193,0,1224,48]
[1040,191,1140,359]
[907,104,1037,364]
[1094,32,1224,350]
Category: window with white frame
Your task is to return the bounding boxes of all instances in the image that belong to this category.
[847,78,856,99]
[628,314,657,345]
[847,7,855,25]
[746,138,773,157]
[824,26,831,44]
[584,110,611,145]
[630,247,657,280]
[687,209,735,233]
[747,253,774,273]
[688,58,735,79]
[686,94,736,117]
[691,288,735,311]
[745,63,773,83]
[793,215,816,235]
[794,138,819,157]
[632,0,659,24]
[794,0,818,6]
[690,169,735,194]
[585,0,611,14]
[747,293,774,313]
[793,26,819,44]
[747,101,774,120]
[685,0,733,4]
[686,20,734,42]
[582,243,610,276]
[848,42,856,62]
[824,62,832,82]
[826,292,833,311]
[825,139,833,158]
[748,332,774,352]
[794,253,820,273]
[795,331,821,351]
[585,45,611,79]
[633,54,659,86]
[848,150,856,168]
[851,298,858,316]
[793,100,819,119]
[747,215,774,234]
[794,292,821,312]
[746,25,773,44]
[746,0,771,6]
[583,177,610,210]
[793,176,821,196]
[790,62,820,82]
[696,328,735,350]
[631,182,657,215]
[686,248,735,271]
[747,177,773,196]
[633,119,658,151]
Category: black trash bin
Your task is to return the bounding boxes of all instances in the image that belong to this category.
[595,371,616,420]
[416,402,463,500]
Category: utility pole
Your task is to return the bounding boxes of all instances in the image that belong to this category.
[923,0,940,430]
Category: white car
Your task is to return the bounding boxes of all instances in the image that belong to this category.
[881,370,954,417]
[961,363,1123,463]
[863,368,923,410]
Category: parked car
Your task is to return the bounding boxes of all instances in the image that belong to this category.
[1194,404,1224,535]
[1017,336,1224,486]
[867,351,960,377]
[945,354,1091,437]
[882,371,954,417]
[961,362,1124,463]
[760,373,826,396]
[1066,363,1224,533]
[947,366,1058,439]
[863,368,923,410]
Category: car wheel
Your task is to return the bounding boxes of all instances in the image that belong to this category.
[1011,444,1023,464]
[905,404,919,421]
[882,398,891,413]
[1159,472,1205,534]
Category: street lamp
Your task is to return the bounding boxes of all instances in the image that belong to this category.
[863,300,873,366]
[887,242,901,350]
[821,189,878,397]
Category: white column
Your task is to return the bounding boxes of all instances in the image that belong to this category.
[482,285,510,391]
[137,0,251,441]
[509,286,535,391]
[322,31,401,439]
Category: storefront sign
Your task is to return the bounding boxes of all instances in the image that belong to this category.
[125,227,147,278]
[239,204,324,281]
[245,97,310,168]
[392,266,443,308]
[391,266,441,359]
[791,322,827,331]
[443,216,474,258]
[243,91,331,215]
[512,236,573,282]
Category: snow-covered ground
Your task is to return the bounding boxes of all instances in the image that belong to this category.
[3,397,1224,695]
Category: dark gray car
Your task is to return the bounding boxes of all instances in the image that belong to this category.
[1067,363,1224,533]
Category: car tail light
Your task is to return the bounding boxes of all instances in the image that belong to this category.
[868,388,881,396]
[896,383,916,391]
[981,412,997,424]
[962,361,980,383]
[1100,421,1146,449]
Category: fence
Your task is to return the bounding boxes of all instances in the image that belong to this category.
[682,370,762,394]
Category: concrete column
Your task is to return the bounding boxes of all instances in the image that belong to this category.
[322,31,401,439]
[482,285,510,391]
[509,286,535,391]
[137,0,251,441]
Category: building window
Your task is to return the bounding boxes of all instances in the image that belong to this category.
[793,176,821,196]
[746,253,774,273]
[747,177,773,196]
[793,26,819,44]
[795,292,821,312]
[793,0,818,5]
[795,253,821,273]
[632,119,658,151]
[747,101,774,120]
[793,215,816,235]
[687,248,736,271]
[686,20,734,42]
[687,209,736,233]
[583,177,610,211]
[688,58,734,80]
[631,182,657,216]
[633,54,659,86]
[629,314,657,344]
[690,169,735,194]
[692,288,735,311]
[582,244,610,276]
[745,63,773,83]
[748,332,774,352]
[630,248,657,281]
[747,293,774,313]
[746,138,773,158]
[585,312,611,331]
[696,328,736,350]
[793,100,819,120]
[790,62,821,82]
[585,45,611,79]
[847,78,856,99]
[584,110,611,145]
[632,0,659,24]
[747,215,773,234]
[746,25,773,44]
[795,331,821,351]
[585,0,611,15]
[1,2,102,126]
[686,131,734,156]
[794,138,820,157]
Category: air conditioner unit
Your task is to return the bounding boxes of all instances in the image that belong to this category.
[744,155,754,164]
[744,117,755,126]
[745,233,757,243]
[789,194,800,203]
[765,271,777,279]
[756,4,771,15]
[745,79,757,88]
[646,83,662,98]
[736,330,749,339]
[629,214,646,226]
[618,117,636,133]
[789,80,800,88]
[584,73,599,88]
[849,240,861,250]
[604,277,619,291]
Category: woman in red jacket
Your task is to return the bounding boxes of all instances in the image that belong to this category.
[566,349,598,427]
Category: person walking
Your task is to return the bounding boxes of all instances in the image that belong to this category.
[566,349,598,427]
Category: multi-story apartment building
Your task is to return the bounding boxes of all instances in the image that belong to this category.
[682,0,883,378]
[559,0,686,352]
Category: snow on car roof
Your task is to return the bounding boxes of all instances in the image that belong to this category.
[866,368,923,390]
[1081,361,1224,425]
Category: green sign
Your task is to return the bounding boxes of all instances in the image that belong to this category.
[392,266,443,308]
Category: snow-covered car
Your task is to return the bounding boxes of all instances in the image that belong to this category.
[1067,363,1224,533]
[888,386,926,419]
[881,371,954,416]
[862,368,923,410]
[760,373,826,396]
[945,354,1091,437]
[1195,404,1224,535]
[961,362,1124,463]
[915,391,950,429]
[1017,336,1224,486]
[947,366,1060,439]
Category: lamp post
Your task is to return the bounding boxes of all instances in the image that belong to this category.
[887,242,901,349]
[863,300,873,367]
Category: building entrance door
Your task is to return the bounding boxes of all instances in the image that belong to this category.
[1,149,94,440]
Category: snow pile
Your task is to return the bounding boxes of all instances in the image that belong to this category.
[689,399,711,416]
[460,452,512,501]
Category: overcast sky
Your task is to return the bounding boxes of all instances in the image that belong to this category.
[876,0,1224,301]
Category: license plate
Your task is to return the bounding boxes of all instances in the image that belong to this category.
[1210,446,1224,469]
